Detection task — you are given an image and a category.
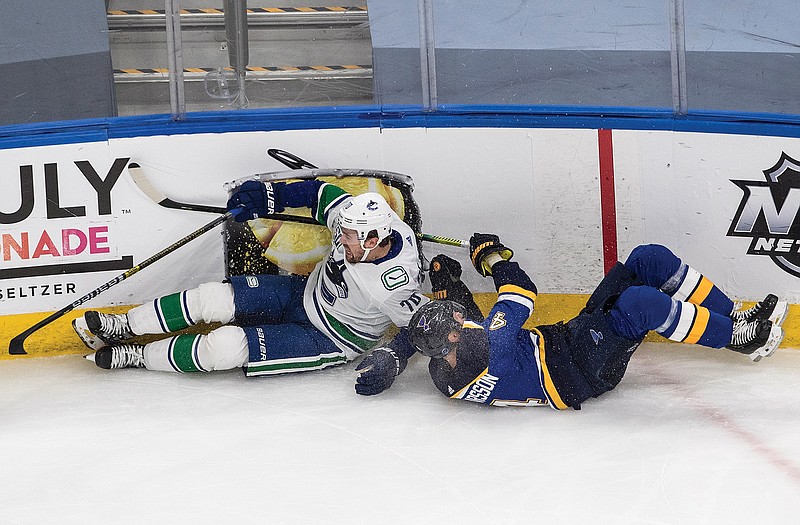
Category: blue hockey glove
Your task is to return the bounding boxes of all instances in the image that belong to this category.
[469,233,514,277]
[226,180,285,222]
[355,347,401,396]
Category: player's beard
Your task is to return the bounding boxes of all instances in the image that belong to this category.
[334,238,357,264]
[342,243,365,264]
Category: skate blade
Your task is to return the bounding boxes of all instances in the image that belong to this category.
[84,353,97,363]
[769,301,789,327]
[72,317,106,351]
[750,325,784,362]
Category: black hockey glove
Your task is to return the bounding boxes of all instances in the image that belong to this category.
[226,181,285,222]
[429,254,484,321]
[429,254,463,299]
[355,347,402,396]
[469,233,514,277]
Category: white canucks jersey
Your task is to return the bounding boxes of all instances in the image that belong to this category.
[301,184,428,358]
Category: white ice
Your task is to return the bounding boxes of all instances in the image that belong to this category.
[2,343,799,525]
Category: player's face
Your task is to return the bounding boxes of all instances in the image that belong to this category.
[339,227,362,262]
[443,312,466,368]
[339,227,367,263]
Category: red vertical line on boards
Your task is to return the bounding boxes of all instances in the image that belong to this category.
[598,128,618,274]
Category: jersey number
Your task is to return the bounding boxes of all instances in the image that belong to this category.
[400,292,424,312]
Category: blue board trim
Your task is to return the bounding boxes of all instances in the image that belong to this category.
[2,104,800,150]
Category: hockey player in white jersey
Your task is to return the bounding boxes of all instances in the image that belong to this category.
[72,179,427,384]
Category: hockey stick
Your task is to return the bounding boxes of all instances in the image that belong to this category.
[267,148,318,170]
[128,163,318,225]
[418,234,468,248]
[7,209,239,355]
[128,162,468,247]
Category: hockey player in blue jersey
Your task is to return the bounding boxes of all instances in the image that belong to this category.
[403,234,787,409]
[72,179,427,381]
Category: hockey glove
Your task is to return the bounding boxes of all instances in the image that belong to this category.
[469,233,514,277]
[226,180,285,222]
[429,254,463,299]
[355,347,401,396]
[429,254,484,321]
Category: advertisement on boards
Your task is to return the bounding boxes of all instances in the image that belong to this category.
[0,143,227,316]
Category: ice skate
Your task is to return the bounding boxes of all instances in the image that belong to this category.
[72,311,134,350]
[726,318,784,362]
[87,344,146,370]
[730,294,788,327]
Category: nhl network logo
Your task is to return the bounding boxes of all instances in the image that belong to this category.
[728,152,800,278]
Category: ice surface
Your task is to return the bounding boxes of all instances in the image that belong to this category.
[1,343,799,524]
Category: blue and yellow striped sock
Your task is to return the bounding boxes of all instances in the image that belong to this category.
[655,300,732,348]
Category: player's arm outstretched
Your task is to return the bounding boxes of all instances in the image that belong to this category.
[470,233,537,325]
[354,282,427,396]
[355,252,489,396]
[226,179,349,226]
[354,329,417,396]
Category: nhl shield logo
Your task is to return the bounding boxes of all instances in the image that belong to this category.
[728,152,800,277]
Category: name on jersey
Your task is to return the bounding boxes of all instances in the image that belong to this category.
[463,373,499,403]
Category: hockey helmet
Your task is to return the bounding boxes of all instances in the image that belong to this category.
[338,192,394,248]
[409,300,466,358]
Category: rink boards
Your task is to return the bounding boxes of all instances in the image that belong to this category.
[1,108,798,356]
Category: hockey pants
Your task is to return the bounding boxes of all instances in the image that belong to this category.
[124,275,346,374]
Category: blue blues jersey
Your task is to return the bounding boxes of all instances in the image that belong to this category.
[428,261,570,409]
[427,244,744,409]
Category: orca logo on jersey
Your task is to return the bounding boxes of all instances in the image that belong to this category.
[323,256,348,302]
[728,152,800,278]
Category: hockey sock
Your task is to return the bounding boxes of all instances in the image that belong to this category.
[609,285,731,347]
[142,334,208,372]
[141,326,248,373]
[126,291,195,335]
[127,283,236,335]
[655,300,732,348]
[660,264,733,316]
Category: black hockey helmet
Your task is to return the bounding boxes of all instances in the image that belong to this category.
[409,300,466,358]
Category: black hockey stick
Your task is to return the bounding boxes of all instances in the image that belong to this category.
[128,162,468,247]
[128,163,318,225]
[8,209,239,355]
[266,152,468,247]
[267,148,318,170]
